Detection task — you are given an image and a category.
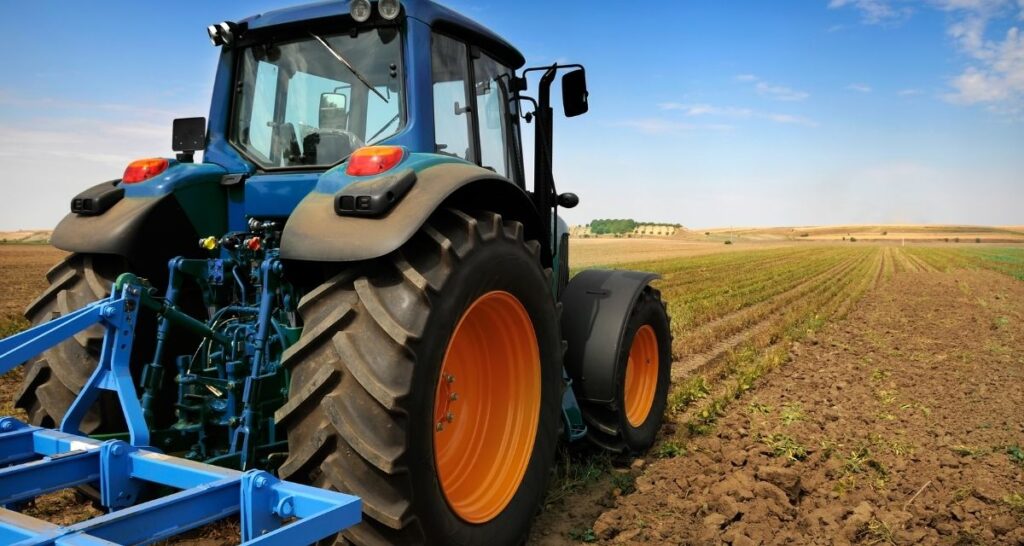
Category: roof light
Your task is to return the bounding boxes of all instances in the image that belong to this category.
[122,158,169,184]
[207,21,241,47]
[378,0,402,20]
[346,146,405,176]
[350,0,372,22]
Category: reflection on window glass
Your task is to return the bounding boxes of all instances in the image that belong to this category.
[474,54,513,178]
[249,62,279,159]
[231,28,404,169]
[431,34,472,161]
[367,86,401,144]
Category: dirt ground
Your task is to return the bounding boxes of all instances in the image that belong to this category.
[3,244,1023,545]
[537,269,1024,545]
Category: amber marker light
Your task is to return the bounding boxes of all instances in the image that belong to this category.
[346,146,406,176]
[122,158,170,184]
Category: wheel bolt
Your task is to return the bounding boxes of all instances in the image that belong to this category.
[446,374,455,384]
[446,412,455,423]
[450,393,458,401]
[436,422,445,432]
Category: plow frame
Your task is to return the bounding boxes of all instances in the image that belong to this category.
[0,280,361,545]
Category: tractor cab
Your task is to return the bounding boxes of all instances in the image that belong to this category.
[191,0,586,247]
[199,0,532,207]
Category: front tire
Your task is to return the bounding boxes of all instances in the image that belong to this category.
[278,208,562,545]
[581,287,672,453]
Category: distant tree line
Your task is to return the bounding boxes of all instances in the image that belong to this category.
[590,219,637,234]
[588,219,682,234]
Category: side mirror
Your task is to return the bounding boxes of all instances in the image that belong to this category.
[172,117,206,152]
[172,117,206,162]
[319,93,349,129]
[561,69,589,118]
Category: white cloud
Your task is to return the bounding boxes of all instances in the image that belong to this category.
[658,102,820,127]
[734,74,810,101]
[613,119,696,135]
[829,0,1023,116]
[898,88,925,95]
[941,7,1024,115]
[847,83,874,92]
[0,90,203,230]
[828,0,912,24]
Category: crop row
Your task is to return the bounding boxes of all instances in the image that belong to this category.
[906,246,1024,280]
[667,247,883,437]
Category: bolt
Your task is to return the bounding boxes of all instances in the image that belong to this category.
[0,420,15,432]
[101,306,116,319]
[276,497,295,518]
[446,412,455,423]
[254,476,268,489]
[449,393,458,402]
[111,444,125,456]
[446,375,455,384]
[436,422,445,432]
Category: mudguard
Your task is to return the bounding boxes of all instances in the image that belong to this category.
[51,162,227,265]
[280,158,543,263]
[560,269,661,404]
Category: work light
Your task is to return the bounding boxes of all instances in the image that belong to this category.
[350,0,372,22]
[378,0,402,20]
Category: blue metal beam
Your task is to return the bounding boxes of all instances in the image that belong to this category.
[0,449,99,505]
[0,422,361,545]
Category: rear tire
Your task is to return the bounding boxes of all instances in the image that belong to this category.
[278,208,562,545]
[15,254,126,432]
[581,287,672,453]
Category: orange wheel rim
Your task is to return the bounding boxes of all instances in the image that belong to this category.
[624,325,659,428]
[433,291,541,524]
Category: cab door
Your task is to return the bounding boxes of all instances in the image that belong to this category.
[430,32,525,187]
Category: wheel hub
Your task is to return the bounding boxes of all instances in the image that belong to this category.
[432,291,541,524]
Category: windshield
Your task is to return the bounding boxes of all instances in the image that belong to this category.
[230,27,404,170]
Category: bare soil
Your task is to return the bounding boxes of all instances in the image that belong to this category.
[4,245,1023,545]
[537,269,1024,545]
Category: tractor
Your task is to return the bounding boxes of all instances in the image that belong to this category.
[1,0,672,544]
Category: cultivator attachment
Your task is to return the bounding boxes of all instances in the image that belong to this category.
[0,265,361,544]
[0,421,359,545]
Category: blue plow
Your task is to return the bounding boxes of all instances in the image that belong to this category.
[0,281,361,545]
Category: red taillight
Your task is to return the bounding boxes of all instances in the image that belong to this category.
[346,146,405,176]
[122,158,170,184]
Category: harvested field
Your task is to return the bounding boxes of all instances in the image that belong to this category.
[568,238,795,269]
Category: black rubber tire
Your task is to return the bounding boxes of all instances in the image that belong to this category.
[580,287,672,453]
[15,254,126,432]
[277,208,563,546]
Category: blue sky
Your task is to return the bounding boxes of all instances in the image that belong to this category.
[1,0,1021,230]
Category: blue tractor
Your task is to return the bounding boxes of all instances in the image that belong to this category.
[5,1,672,544]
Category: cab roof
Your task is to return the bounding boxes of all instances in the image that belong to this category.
[240,0,526,69]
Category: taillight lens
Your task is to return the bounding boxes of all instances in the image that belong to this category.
[122,158,169,184]
[346,146,405,176]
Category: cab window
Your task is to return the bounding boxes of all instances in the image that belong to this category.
[473,54,514,179]
[431,34,473,161]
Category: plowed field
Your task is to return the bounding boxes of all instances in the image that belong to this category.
[2,243,1023,545]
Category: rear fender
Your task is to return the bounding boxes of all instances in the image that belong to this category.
[560,269,660,404]
[280,154,544,264]
[51,162,228,266]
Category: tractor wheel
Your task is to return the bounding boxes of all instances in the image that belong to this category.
[278,208,562,546]
[582,287,672,453]
[15,254,127,432]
